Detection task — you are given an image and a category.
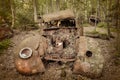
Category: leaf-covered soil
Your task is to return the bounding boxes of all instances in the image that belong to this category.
[0,27,120,80]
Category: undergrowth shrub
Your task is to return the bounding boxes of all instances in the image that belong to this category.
[0,39,11,54]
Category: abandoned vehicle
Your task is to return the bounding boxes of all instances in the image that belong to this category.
[14,9,104,78]
[89,15,101,25]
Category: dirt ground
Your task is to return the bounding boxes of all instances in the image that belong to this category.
[0,27,120,80]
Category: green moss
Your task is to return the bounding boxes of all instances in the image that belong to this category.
[0,39,11,54]
[110,28,118,32]
[97,22,107,28]
[82,23,91,27]
[85,30,112,40]
[86,30,99,34]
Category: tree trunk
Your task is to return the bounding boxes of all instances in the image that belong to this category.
[10,0,15,28]
[56,0,60,11]
[106,0,111,40]
[100,0,111,39]
[77,18,83,36]
[33,0,37,23]
[49,0,53,13]
[116,0,120,52]
[94,0,99,31]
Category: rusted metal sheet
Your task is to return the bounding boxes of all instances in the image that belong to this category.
[14,10,104,78]
[73,37,104,78]
[42,9,75,22]
[43,27,78,62]
[77,36,88,57]
[15,51,45,74]
[14,35,46,74]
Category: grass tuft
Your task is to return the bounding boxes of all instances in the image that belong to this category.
[0,39,11,54]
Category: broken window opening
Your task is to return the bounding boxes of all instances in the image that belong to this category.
[60,19,76,27]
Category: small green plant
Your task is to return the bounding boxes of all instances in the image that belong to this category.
[97,22,107,28]
[0,39,11,54]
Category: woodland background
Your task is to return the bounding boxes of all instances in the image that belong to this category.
[0,0,120,54]
[0,0,120,80]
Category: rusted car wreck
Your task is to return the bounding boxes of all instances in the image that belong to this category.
[14,9,104,78]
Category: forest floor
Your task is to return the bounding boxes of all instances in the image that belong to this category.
[0,26,120,80]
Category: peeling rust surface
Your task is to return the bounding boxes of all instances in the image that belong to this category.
[14,10,104,78]
[15,51,45,74]
[43,27,78,62]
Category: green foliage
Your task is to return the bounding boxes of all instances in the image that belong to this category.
[97,22,107,28]
[16,13,33,25]
[0,39,11,53]
[90,7,96,14]
[18,15,30,24]
[0,0,11,26]
[13,0,35,29]
[60,2,67,10]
